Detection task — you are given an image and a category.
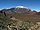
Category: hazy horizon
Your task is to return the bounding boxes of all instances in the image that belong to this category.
[0,0,40,12]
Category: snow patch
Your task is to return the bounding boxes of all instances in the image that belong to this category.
[16,6,25,8]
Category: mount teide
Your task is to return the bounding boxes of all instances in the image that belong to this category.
[0,7,40,22]
[0,8,38,15]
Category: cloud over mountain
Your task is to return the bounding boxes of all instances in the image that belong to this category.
[0,6,40,16]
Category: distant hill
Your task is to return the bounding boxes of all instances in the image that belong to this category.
[0,8,40,15]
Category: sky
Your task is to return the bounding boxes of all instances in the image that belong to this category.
[0,0,40,12]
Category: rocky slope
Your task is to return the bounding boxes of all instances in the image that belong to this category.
[0,8,38,15]
[0,7,40,30]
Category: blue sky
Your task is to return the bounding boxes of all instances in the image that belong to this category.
[0,0,40,12]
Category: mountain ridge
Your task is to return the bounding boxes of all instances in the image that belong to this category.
[0,7,40,15]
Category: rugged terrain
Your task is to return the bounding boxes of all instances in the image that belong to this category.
[0,8,40,30]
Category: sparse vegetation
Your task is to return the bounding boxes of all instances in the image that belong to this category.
[0,8,40,30]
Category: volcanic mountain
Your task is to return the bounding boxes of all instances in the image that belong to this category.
[0,6,40,22]
[0,7,38,15]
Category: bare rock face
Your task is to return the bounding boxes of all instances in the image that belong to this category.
[37,12,40,15]
[0,8,38,15]
[0,6,40,16]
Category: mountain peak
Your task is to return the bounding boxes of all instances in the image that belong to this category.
[16,6,25,8]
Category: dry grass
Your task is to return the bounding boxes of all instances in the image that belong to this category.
[7,13,40,22]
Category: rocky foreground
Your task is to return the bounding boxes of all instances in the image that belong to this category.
[0,13,40,30]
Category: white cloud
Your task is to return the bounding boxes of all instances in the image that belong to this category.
[0,9,2,10]
[16,6,25,8]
